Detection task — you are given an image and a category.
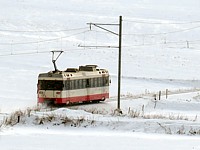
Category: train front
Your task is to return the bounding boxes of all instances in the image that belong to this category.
[37,71,64,105]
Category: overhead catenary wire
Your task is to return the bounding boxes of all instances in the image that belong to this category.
[123,19,200,25]
[1,20,200,55]
[0,27,88,33]
[123,25,200,36]
[87,23,200,36]
[122,39,200,47]
[0,30,90,45]
[1,38,200,57]
[0,47,117,57]
[2,41,200,57]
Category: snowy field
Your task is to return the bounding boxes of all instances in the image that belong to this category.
[1,0,200,149]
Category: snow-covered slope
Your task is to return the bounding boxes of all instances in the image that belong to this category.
[1,0,200,112]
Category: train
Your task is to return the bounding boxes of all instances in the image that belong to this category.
[37,64,110,105]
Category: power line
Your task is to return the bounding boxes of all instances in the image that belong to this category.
[0,30,89,45]
[123,19,200,25]
[122,39,200,47]
[0,27,88,33]
[1,39,200,57]
[84,24,200,36]
[123,25,200,36]
[0,47,117,57]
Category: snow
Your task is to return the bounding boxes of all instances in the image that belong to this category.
[1,128,200,150]
[1,0,200,149]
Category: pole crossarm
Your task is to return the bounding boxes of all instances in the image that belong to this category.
[87,23,119,26]
[79,45,119,48]
[87,23,119,36]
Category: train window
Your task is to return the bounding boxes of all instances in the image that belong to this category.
[61,77,109,90]
[76,79,81,89]
[70,80,74,90]
[94,78,97,87]
[86,79,90,87]
[99,77,103,87]
[65,80,70,90]
[97,77,101,87]
[102,77,109,86]
[101,78,103,86]
[38,80,63,90]
[78,79,82,89]
[74,80,77,89]
[90,78,93,87]
[104,77,106,86]
[82,79,86,88]
[76,80,79,89]
[97,78,100,87]
[105,77,109,86]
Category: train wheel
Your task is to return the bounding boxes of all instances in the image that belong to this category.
[92,100,100,103]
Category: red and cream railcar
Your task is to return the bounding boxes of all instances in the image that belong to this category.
[37,65,110,105]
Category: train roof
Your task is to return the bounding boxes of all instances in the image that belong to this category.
[38,65,109,80]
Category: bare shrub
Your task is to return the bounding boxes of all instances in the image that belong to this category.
[26,108,31,117]
[73,117,86,127]
[193,115,198,122]
[177,125,185,135]
[128,109,141,118]
[60,116,73,125]
[157,122,172,134]
[188,128,200,135]
[34,113,57,125]
[35,116,45,125]
[2,110,25,126]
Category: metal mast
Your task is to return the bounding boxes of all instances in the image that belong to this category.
[83,16,123,113]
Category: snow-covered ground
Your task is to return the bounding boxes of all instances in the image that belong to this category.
[1,128,200,150]
[1,0,200,149]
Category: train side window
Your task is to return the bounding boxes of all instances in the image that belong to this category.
[94,78,97,87]
[92,78,97,88]
[98,77,102,87]
[86,79,90,87]
[65,80,70,90]
[70,80,74,90]
[90,78,94,88]
[98,77,101,87]
[105,77,109,86]
[97,78,99,87]
[77,79,81,89]
[78,79,82,89]
[82,79,86,88]
[69,80,72,90]
[102,77,109,86]
[103,77,105,86]
[74,80,76,89]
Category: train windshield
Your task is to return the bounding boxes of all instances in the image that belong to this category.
[38,80,63,90]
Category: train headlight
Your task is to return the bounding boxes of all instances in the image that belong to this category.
[39,91,44,94]
[56,92,61,94]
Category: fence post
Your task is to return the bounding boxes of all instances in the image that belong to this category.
[186,41,189,48]
[159,91,161,100]
[166,89,168,99]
